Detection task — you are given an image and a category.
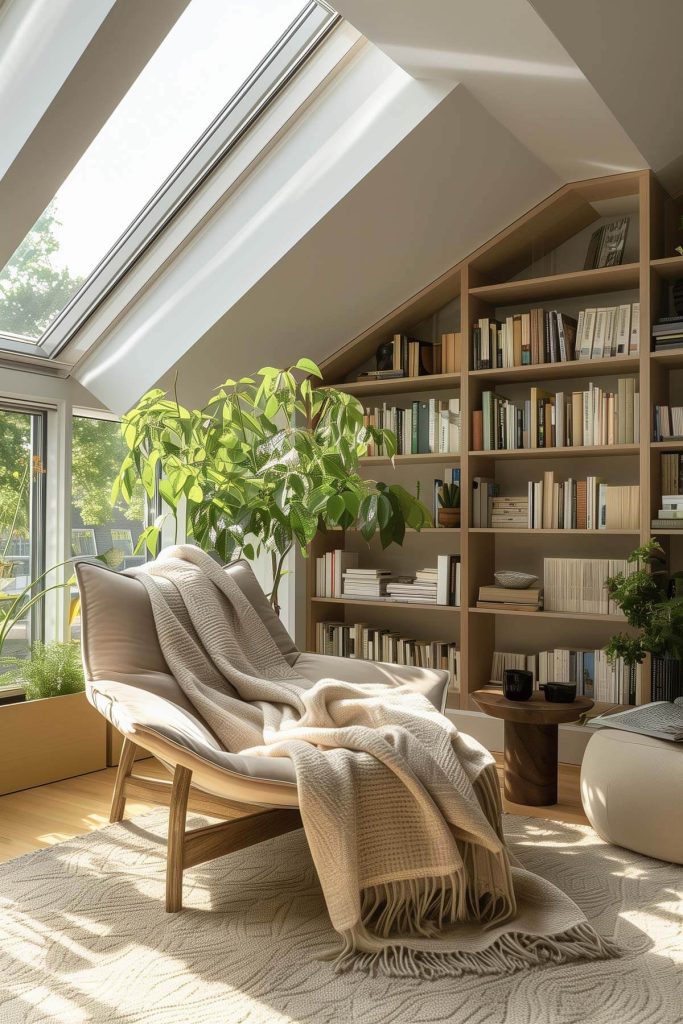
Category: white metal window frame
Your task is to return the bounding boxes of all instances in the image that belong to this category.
[0,1,339,360]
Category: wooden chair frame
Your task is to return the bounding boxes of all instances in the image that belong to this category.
[110,737,301,911]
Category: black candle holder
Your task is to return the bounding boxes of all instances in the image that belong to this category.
[503,669,533,702]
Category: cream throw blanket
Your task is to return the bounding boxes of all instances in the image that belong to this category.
[131,546,618,978]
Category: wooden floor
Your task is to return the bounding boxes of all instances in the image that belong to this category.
[0,754,587,866]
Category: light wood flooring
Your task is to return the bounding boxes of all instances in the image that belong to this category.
[0,755,587,866]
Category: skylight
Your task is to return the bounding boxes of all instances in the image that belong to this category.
[0,0,336,355]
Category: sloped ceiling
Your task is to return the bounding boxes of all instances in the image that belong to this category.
[166,84,557,408]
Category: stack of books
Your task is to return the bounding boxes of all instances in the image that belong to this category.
[654,494,683,528]
[341,568,393,600]
[385,555,461,606]
[477,584,543,613]
[315,621,460,691]
[653,404,683,440]
[315,549,358,597]
[543,557,635,615]
[488,496,529,529]
[652,316,683,354]
[472,378,639,451]
[471,302,639,369]
[363,398,460,456]
[525,472,639,530]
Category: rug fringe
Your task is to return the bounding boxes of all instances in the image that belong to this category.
[334,923,621,980]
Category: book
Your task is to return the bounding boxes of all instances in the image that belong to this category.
[588,699,683,742]
[478,585,542,605]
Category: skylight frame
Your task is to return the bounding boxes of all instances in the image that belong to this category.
[0,1,339,360]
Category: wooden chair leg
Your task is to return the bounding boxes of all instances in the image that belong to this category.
[109,736,138,823]
[166,764,192,913]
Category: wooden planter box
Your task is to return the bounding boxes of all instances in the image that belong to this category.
[0,691,107,795]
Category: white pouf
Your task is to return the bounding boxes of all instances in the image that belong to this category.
[581,728,683,864]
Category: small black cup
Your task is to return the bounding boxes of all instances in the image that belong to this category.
[542,682,576,703]
[503,669,533,701]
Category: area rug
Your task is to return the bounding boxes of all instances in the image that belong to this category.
[0,812,681,1024]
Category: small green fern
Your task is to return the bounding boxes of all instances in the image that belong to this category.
[0,641,84,700]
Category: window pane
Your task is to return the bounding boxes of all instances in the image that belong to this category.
[0,408,45,674]
[69,415,147,640]
[0,0,306,342]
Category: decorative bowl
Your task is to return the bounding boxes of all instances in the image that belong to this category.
[494,571,538,590]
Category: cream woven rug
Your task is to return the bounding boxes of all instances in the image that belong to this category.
[0,811,681,1024]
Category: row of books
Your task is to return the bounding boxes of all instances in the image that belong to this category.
[651,657,683,701]
[652,316,683,354]
[473,379,639,451]
[661,452,683,496]
[314,620,460,691]
[544,557,636,616]
[315,550,357,599]
[653,404,683,441]
[359,333,463,382]
[491,649,640,704]
[654,453,683,529]
[316,556,462,606]
[525,473,639,531]
[477,584,542,612]
[363,398,461,456]
[471,303,639,370]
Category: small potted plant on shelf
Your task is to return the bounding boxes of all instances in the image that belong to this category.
[606,539,683,699]
[437,482,460,529]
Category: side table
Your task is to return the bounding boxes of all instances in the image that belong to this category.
[472,689,594,806]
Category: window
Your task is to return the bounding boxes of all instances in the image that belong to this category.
[0,1,337,356]
[0,405,46,666]
[69,414,149,639]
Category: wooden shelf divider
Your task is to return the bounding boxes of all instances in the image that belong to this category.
[309,169,671,712]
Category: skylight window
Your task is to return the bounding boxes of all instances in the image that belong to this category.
[0,0,337,355]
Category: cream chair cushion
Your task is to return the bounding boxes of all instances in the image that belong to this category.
[581,728,683,865]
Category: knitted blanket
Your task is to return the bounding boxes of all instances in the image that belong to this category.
[131,546,618,978]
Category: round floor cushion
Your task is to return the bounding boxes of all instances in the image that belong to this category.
[581,728,683,864]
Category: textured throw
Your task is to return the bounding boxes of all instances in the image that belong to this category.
[130,546,618,978]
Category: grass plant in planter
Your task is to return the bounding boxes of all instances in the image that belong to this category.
[437,482,460,529]
[115,359,432,614]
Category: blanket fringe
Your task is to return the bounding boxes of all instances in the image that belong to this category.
[334,923,621,980]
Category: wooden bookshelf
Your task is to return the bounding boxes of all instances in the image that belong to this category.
[309,170,674,713]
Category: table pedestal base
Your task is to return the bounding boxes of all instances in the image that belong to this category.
[504,721,558,806]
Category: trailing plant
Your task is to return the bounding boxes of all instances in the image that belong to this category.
[438,483,460,509]
[0,641,84,700]
[114,359,432,614]
[606,539,683,666]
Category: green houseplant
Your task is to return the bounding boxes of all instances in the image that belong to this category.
[1,641,84,700]
[114,359,431,614]
[437,482,460,529]
[606,539,683,684]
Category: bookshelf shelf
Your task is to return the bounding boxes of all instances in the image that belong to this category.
[359,453,460,465]
[469,528,639,536]
[311,597,460,613]
[468,444,639,460]
[311,169,667,713]
[651,348,683,369]
[335,372,460,397]
[469,263,640,306]
[329,527,459,534]
[469,607,628,623]
[650,529,683,536]
[469,356,639,384]
[650,255,683,280]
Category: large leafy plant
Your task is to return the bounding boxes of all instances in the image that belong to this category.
[606,539,683,665]
[114,359,431,613]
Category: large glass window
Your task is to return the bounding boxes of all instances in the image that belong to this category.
[0,406,46,668]
[0,1,335,352]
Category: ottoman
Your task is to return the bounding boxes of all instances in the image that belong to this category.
[581,728,683,864]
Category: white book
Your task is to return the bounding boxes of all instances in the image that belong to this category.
[437,554,450,605]
[629,302,640,354]
[448,397,460,454]
[615,303,631,355]
[579,308,597,360]
[591,307,609,359]
[428,398,437,454]
[334,550,358,597]
[605,307,617,357]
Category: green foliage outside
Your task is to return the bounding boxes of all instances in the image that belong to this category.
[606,539,683,665]
[115,360,432,614]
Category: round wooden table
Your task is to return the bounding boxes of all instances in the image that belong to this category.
[472,690,594,806]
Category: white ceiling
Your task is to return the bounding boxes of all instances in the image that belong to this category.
[331,0,647,182]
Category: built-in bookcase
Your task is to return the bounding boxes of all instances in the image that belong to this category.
[308,170,681,715]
